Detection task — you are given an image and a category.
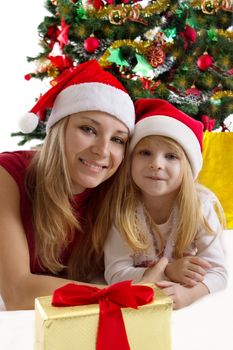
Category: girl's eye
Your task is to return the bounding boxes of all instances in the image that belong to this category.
[111,136,126,145]
[139,149,151,156]
[80,125,96,134]
[166,153,179,160]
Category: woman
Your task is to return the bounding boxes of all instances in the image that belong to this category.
[0,60,135,310]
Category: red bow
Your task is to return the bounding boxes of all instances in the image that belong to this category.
[52,280,154,350]
[201,115,216,131]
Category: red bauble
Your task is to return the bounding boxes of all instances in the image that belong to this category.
[186,87,201,96]
[84,36,100,53]
[88,0,104,9]
[183,25,197,43]
[197,54,213,71]
[24,74,32,81]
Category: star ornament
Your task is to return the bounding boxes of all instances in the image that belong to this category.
[164,28,176,43]
[107,48,130,70]
[133,54,154,77]
[57,18,70,48]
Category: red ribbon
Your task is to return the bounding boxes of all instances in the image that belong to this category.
[52,280,154,350]
[201,115,216,131]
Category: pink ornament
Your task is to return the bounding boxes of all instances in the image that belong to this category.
[84,36,100,53]
[197,54,213,71]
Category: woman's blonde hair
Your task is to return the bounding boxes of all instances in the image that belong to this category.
[97,135,226,259]
[26,117,127,281]
[26,118,79,274]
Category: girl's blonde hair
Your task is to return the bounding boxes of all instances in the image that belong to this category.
[96,135,226,259]
[26,117,127,281]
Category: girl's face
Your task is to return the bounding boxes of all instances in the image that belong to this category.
[131,136,184,203]
[65,111,129,194]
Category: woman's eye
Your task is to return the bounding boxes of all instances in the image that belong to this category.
[80,126,95,134]
[111,137,126,145]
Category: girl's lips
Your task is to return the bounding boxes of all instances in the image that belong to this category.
[146,176,165,180]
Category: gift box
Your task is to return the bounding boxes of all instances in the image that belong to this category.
[198,131,233,228]
[34,282,172,350]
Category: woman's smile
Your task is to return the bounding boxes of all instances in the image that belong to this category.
[79,158,108,172]
[65,111,129,193]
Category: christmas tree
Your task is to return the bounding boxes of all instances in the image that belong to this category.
[12,0,233,145]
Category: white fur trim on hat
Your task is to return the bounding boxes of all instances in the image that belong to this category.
[46,83,135,133]
[18,112,39,134]
[130,116,203,179]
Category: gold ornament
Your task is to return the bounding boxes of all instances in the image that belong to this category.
[201,0,220,14]
[109,4,147,25]
[88,0,170,21]
[109,7,122,25]
[190,0,233,12]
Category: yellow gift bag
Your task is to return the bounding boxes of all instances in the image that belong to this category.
[198,132,233,228]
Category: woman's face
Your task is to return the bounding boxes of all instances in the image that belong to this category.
[65,111,129,194]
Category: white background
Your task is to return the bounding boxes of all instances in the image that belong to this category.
[0,1,48,152]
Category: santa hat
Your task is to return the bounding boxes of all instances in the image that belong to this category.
[130,98,203,179]
[19,60,135,134]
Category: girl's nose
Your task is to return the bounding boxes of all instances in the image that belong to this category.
[149,155,164,169]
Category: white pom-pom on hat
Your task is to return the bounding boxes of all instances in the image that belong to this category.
[18,112,39,134]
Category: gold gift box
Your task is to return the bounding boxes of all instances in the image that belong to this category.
[35,286,172,350]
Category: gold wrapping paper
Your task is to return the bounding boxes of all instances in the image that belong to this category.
[34,286,172,350]
[198,131,233,228]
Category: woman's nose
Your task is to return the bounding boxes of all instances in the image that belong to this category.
[91,138,110,157]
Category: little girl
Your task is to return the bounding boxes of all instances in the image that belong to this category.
[103,98,227,309]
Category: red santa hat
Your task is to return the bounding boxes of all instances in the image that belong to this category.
[130,98,203,179]
[19,60,135,134]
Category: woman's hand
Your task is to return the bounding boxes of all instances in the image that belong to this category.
[165,256,211,287]
[156,280,209,309]
[140,257,168,283]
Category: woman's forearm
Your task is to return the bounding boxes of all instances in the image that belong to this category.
[3,274,102,310]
